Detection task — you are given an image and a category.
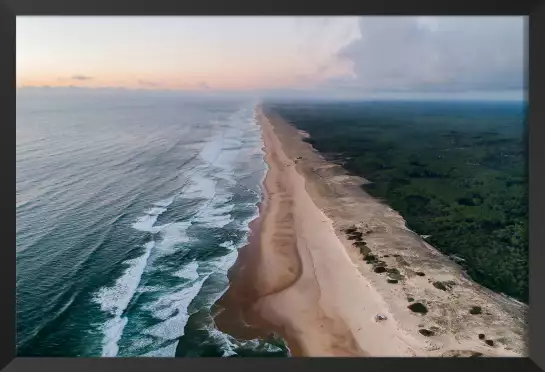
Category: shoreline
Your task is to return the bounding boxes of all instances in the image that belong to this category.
[213,123,304,356]
[252,106,415,356]
[214,104,527,357]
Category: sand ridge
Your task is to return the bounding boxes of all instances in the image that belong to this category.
[215,104,527,357]
[256,105,527,357]
[252,108,428,356]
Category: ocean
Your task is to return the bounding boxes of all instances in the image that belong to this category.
[16,92,288,357]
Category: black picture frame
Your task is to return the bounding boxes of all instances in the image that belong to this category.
[4,1,544,371]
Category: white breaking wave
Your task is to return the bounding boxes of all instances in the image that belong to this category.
[141,342,179,357]
[137,246,239,357]
[151,221,193,256]
[192,192,235,229]
[172,260,199,281]
[95,101,268,357]
[131,197,176,233]
[93,240,155,357]
[182,170,217,200]
[205,324,287,357]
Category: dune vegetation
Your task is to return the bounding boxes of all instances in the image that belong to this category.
[269,100,528,302]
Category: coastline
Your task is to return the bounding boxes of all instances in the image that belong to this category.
[214,104,527,357]
[213,116,304,356]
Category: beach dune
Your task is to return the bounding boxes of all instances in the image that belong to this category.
[254,108,423,356]
[215,105,527,357]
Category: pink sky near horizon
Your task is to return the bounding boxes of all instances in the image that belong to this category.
[17,16,525,100]
[16,16,360,91]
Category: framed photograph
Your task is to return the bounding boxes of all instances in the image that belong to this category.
[5,1,544,371]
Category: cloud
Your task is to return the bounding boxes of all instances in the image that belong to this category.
[70,74,93,81]
[294,17,360,80]
[323,16,525,94]
[197,82,210,90]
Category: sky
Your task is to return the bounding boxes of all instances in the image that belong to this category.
[16,16,526,100]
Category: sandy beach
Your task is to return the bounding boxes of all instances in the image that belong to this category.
[215,105,528,357]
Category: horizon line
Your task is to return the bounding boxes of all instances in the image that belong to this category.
[16,85,527,102]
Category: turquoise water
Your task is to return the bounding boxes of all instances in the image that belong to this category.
[16,92,288,357]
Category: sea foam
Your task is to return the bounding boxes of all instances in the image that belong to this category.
[94,102,267,357]
[93,240,155,357]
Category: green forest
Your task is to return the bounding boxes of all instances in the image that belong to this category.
[268,100,528,303]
